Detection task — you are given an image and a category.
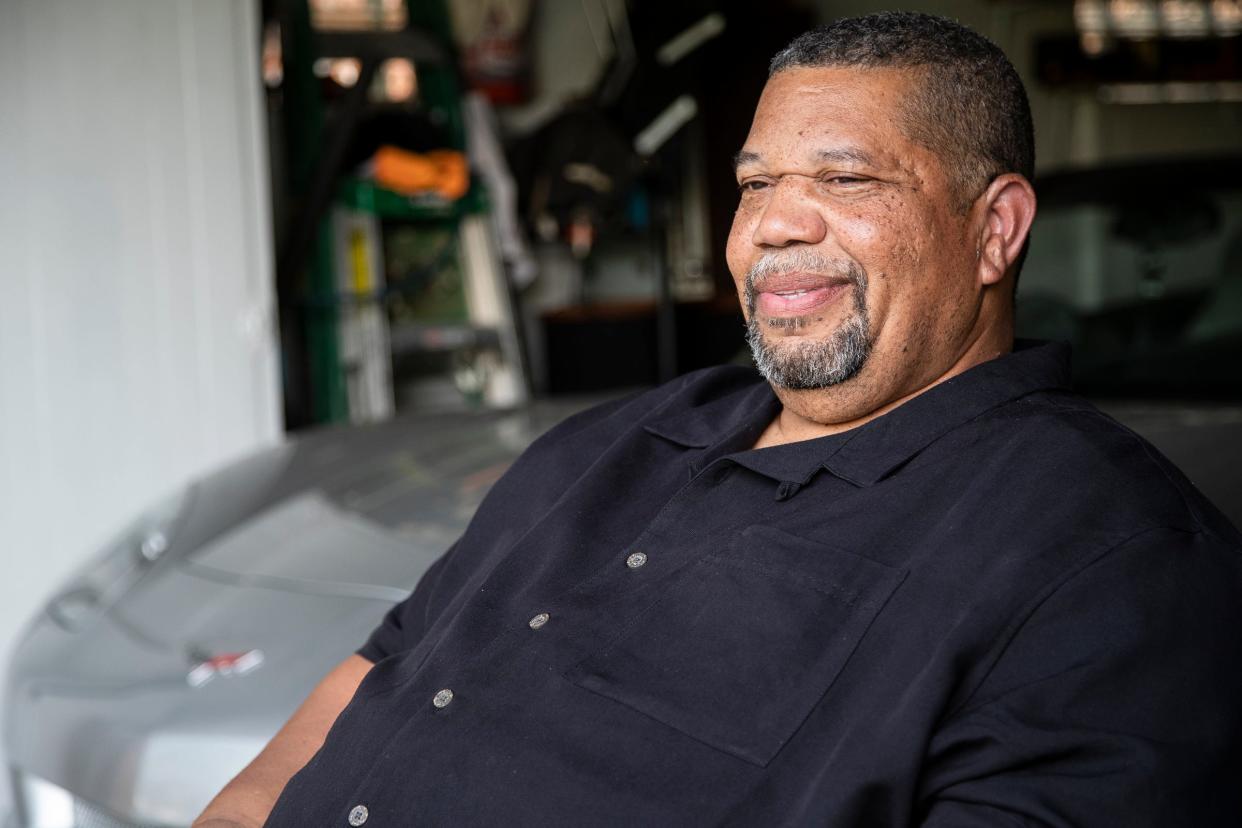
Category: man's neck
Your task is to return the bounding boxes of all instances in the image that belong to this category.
[753,333,1013,450]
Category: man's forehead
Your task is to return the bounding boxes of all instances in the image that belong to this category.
[736,68,929,178]
[751,66,916,130]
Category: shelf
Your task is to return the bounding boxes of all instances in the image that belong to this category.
[388,322,501,355]
[337,177,488,221]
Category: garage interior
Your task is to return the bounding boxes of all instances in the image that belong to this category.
[1,0,1240,824]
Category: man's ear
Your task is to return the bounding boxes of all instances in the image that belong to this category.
[975,174,1037,287]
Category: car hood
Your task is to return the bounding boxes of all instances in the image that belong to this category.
[4,401,590,826]
[184,490,438,602]
[8,573,390,826]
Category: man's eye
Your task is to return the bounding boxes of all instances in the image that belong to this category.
[738,180,770,192]
[824,175,867,186]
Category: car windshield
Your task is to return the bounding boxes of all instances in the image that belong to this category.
[1016,158,1242,399]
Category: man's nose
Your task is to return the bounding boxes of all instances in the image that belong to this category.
[751,178,828,248]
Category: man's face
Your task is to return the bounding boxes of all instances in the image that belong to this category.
[727,66,988,420]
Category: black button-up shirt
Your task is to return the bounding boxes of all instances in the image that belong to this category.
[266,342,1242,827]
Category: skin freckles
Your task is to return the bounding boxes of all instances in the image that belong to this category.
[728,66,1036,447]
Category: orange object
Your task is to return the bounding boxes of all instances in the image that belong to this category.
[372,146,469,200]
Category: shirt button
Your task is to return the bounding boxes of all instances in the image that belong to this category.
[626,551,648,569]
[348,805,369,826]
[432,688,454,708]
[528,612,550,629]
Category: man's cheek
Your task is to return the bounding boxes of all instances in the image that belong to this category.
[731,198,764,231]
[724,242,750,293]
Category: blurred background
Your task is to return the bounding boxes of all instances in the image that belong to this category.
[1,0,1240,824]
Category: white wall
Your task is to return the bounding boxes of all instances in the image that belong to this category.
[0,0,281,809]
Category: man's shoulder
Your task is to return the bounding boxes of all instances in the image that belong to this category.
[977,389,1240,544]
[997,390,1186,491]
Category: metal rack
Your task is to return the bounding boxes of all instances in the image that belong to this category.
[276,0,528,426]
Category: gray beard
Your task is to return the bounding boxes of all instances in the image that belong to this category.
[744,253,872,390]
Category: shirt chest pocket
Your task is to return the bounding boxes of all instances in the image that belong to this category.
[564,525,905,767]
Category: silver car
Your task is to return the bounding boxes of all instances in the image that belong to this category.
[4,403,585,828]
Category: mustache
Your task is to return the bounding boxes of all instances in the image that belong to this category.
[744,249,867,305]
[745,248,864,292]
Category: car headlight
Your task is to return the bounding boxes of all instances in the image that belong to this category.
[46,487,191,631]
[9,769,158,828]
[9,770,73,828]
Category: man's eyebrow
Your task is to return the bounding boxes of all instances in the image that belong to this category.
[733,147,881,172]
[818,147,878,166]
[733,150,762,171]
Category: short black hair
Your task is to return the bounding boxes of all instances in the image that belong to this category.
[769,12,1035,211]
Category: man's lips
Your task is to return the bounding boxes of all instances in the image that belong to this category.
[753,273,852,317]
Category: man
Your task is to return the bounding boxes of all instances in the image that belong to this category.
[198,12,1242,827]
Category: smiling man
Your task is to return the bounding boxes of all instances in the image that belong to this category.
[732,29,1036,447]
[197,12,1242,828]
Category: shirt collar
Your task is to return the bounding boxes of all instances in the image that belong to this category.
[644,340,1072,487]
[643,378,778,450]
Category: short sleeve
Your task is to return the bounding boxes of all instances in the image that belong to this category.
[918,527,1242,827]
[356,543,455,663]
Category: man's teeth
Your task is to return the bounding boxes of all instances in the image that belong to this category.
[774,289,812,296]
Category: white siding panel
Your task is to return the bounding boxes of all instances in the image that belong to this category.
[0,0,280,811]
